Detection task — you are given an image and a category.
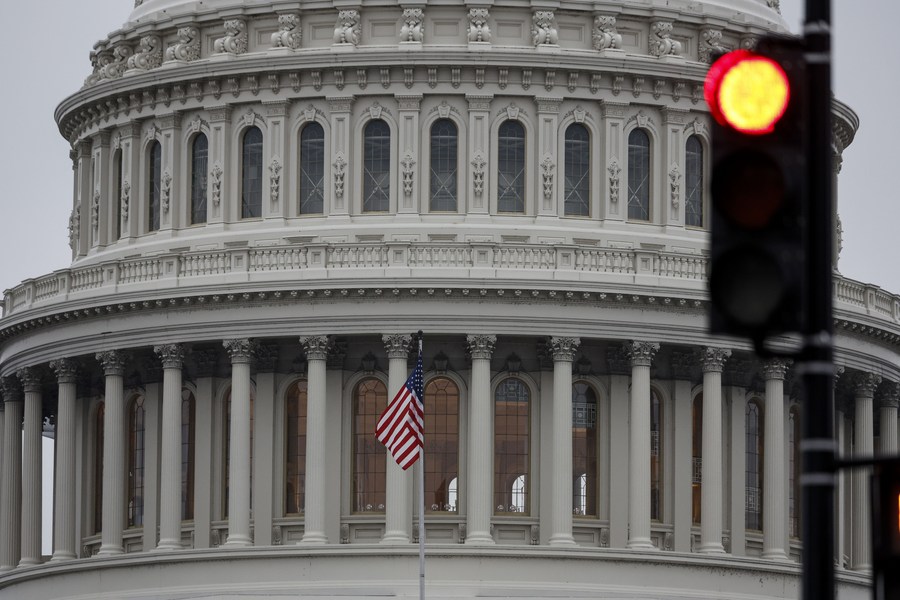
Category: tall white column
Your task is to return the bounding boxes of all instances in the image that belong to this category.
[0,378,23,570]
[833,366,847,569]
[466,334,496,545]
[698,347,730,554]
[96,350,127,556]
[50,359,79,561]
[300,336,330,543]
[850,371,880,571]
[223,339,255,547]
[17,368,43,566]
[382,334,413,544]
[761,358,791,560]
[625,341,659,549]
[155,344,185,551]
[548,337,579,546]
[877,382,899,454]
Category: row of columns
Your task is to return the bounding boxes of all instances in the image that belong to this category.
[0,339,896,569]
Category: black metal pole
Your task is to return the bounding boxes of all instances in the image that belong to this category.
[801,1,835,599]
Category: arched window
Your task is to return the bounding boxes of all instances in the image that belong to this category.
[353,378,388,512]
[430,119,458,212]
[650,388,663,520]
[223,387,255,517]
[181,389,196,521]
[299,123,325,215]
[190,133,208,225]
[497,120,526,213]
[148,141,162,231]
[789,405,801,538]
[494,377,530,514]
[128,395,146,528]
[363,120,391,212]
[685,135,704,227]
[241,126,263,218]
[285,380,308,515]
[564,124,590,217]
[113,149,123,239]
[424,377,460,512]
[94,402,105,534]
[692,394,703,524]
[746,399,764,531]
[572,381,598,517]
[627,129,650,221]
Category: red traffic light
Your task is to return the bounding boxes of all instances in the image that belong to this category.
[705,50,791,135]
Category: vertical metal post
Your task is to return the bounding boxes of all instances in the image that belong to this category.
[801,1,835,600]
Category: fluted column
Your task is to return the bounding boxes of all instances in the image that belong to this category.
[850,371,880,571]
[698,347,730,554]
[625,341,660,549]
[50,359,79,561]
[17,368,43,566]
[466,334,496,545]
[877,382,900,454]
[382,333,413,544]
[0,378,23,570]
[300,336,330,543]
[96,350,127,556]
[760,358,791,560]
[549,336,580,546]
[223,339,255,547]
[155,344,185,550]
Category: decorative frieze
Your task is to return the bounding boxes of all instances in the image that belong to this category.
[214,19,248,56]
[165,26,201,62]
[649,21,682,57]
[592,16,622,51]
[532,11,558,46]
[271,14,302,50]
[467,8,491,43]
[401,8,424,43]
[127,35,162,71]
[334,10,361,46]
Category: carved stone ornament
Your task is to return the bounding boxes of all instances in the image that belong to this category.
[17,367,43,393]
[699,28,727,64]
[549,337,581,362]
[877,381,900,409]
[851,372,882,397]
[161,170,172,213]
[540,155,554,201]
[0,377,23,402]
[300,336,330,361]
[333,10,361,46]
[269,157,282,205]
[532,11,558,46]
[98,45,133,82]
[91,190,100,232]
[760,357,792,381]
[699,347,731,373]
[471,153,486,196]
[649,21,682,57]
[127,35,162,71]
[50,358,79,384]
[165,26,201,62]
[154,343,185,369]
[211,163,223,207]
[68,206,80,250]
[271,14,302,50]
[333,153,347,200]
[96,349,127,376]
[592,15,622,51]
[466,334,497,360]
[767,0,782,14]
[369,103,383,120]
[402,153,416,196]
[383,334,412,359]
[214,19,248,55]
[668,163,681,210]
[401,8,425,43]
[624,341,660,367]
[223,338,257,363]
[607,158,621,204]
[467,8,491,43]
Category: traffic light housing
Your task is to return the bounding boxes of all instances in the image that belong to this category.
[706,38,808,342]
[873,460,900,600]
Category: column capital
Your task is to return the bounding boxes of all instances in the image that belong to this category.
[0,375,23,402]
[96,350,127,376]
[877,381,900,409]
[699,347,731,373]
[382,334,412,359]
[549,337,580,362]
[625,341,659,368]
[223,338,257,364]
[851,372,882,398]
[154,343,185,369]
[760,357,792,381]
[466,334,497,360]
[50,358,79,384]
[300,336,331,361]
[16,367,44,393]
[834,365,845,390]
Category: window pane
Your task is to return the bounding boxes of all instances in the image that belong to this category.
[241,127,263,218]
[430,119,458,212]
[363,120,391,212]
[685,135,704,227]
[191,134,208,224]
[494,377,530,514]
[425,377,460,512]
[181,390,196,520]
[128,396,146,528]
[148,141,162,231]
[497,121,525,213]
[354,378,388,512]
[572,382,598,517]
[745,400,763,530]
[650,389,662,520]
[285,380,308,515]
[564,124,590,217]
[300,123,325,215]
[627,129,650,221]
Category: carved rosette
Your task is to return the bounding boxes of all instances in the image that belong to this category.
[383,334,413,359]
[532,11,558,46]
[877,381,900,409]
[0,376,23,403]
[467,8,491,43]
[851,372,882,398]
[16,367,43,393]
[649,21,682,57]
[592,15,621,51]
[50,358,79,384]
[271,14,302,50]
[223,338,257,364]
[401,8,425,43]
[127,35,162,71]
[96,350,127,376]
[165,27,201,62]
[624,341,660,368]
[300,336,331,361]
[549,337,581,362]
[154,343,185,370]
[214,19,248,55]
[333,10,361,46]
[760,358,791,381]
[699,347,731,373]
[466,334,497,360]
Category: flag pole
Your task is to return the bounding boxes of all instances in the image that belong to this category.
[416,331,425,600]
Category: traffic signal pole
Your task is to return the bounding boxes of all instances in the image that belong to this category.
[800,1,835,600]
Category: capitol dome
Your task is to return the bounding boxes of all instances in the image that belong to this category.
[0,0,890,598]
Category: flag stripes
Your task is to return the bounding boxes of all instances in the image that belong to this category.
[376,349,424,470]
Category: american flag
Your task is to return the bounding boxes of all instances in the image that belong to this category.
[376,349,424,470]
